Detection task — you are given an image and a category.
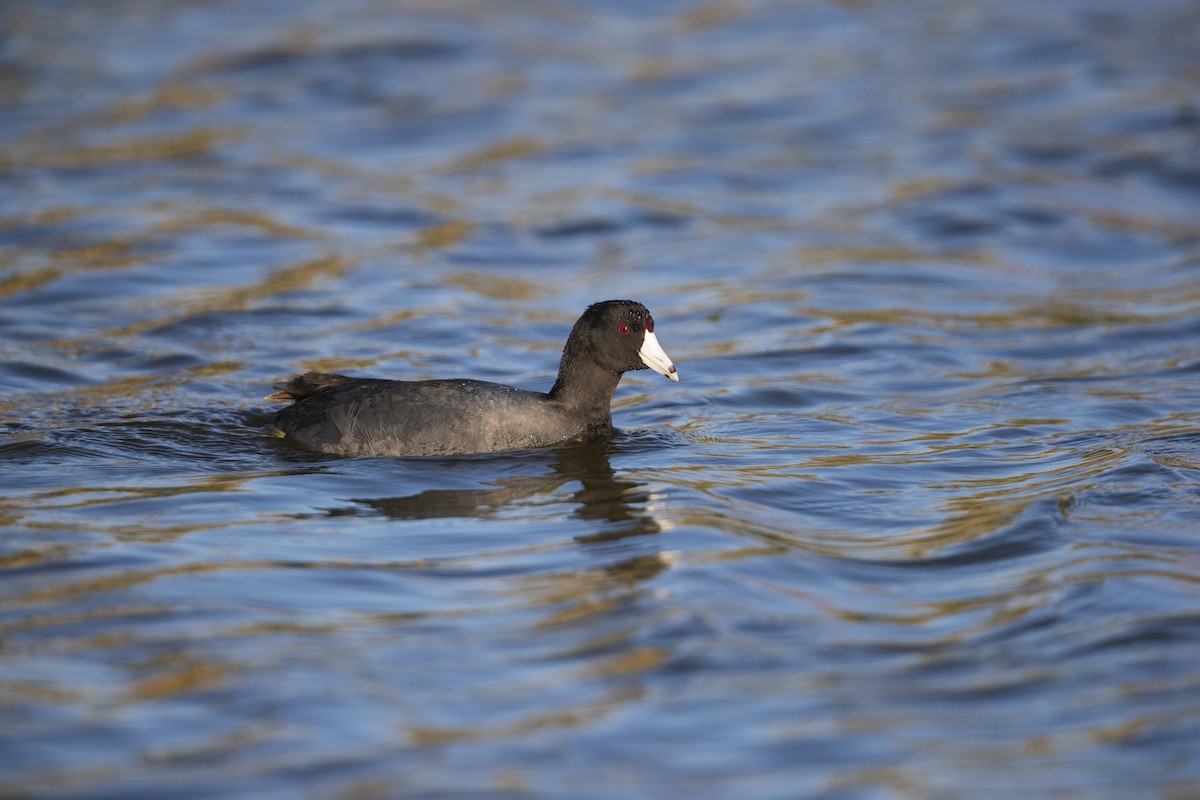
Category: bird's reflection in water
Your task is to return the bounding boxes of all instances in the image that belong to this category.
[330,437,663,543]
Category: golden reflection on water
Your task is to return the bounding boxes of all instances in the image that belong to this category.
[98,83,224,126]
[0,238,143,298]
[440,137,542,174]
[130,658,231,700]
[405,685,644,746]
[19,130,234,170]
[151,208,322,241]
[42,255,355,351]
[415,219,472,249]
[443,270,542,301]
[6,561,281,607]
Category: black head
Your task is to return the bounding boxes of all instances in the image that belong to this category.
[564,299,678,380]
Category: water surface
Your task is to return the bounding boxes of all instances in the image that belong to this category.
[3,0,1200,797]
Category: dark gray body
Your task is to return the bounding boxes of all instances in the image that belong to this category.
[267,300,675,458]
[271,377,609,458]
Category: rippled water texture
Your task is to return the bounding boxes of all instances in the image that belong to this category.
[3,0,1200,797]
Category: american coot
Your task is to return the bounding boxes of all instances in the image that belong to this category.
[266,299,678,457]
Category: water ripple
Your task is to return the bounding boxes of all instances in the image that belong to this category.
[3,0,1200,796]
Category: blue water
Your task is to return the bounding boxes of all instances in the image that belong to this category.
[3,0,1200,797]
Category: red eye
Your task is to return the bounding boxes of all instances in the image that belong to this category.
[645,317,654,333]
[617,324,631,335]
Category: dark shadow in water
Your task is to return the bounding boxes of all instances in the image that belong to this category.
[323,436,664,543]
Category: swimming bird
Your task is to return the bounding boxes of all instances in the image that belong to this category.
[266,299,678,457]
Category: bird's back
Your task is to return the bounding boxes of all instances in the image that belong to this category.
[269,373,601,457]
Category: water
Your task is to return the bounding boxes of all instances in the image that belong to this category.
[3,0,1200,797]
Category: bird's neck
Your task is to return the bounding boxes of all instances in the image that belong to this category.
[549,359,622,425]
